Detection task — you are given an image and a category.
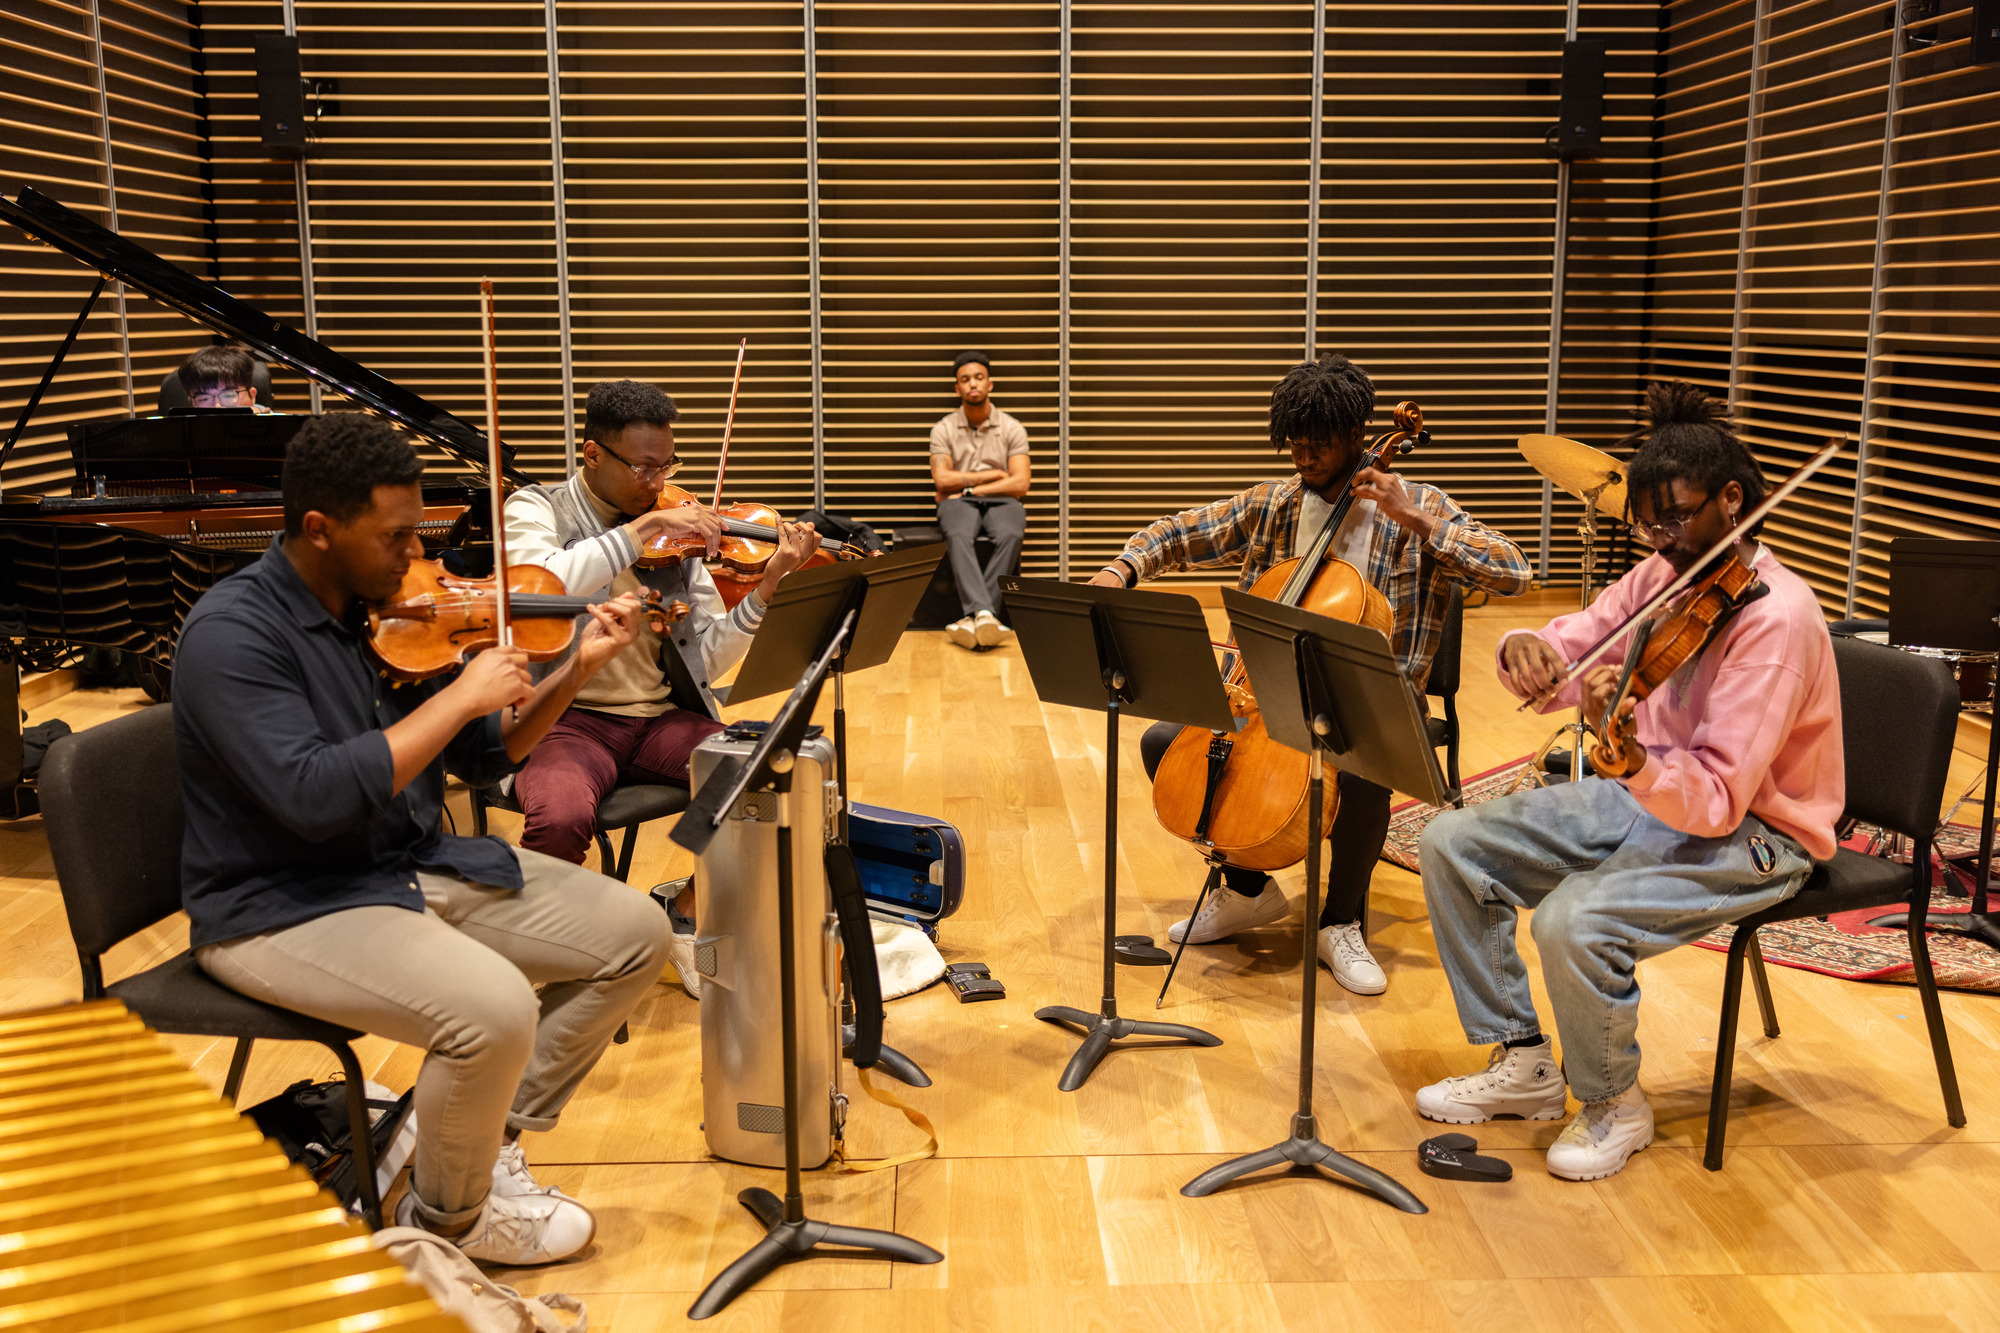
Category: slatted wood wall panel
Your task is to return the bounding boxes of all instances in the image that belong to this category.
[558,1,813,507]
[1317,4,1555,574]
[1851,2,2000,614]
[1065,0,1314,579]
[815,1,1060,558]
[1,0,210,496]
[1553,3,1666,583]
[303,2,564,477]
[1728,0,1894,608]
[194,1,311,414]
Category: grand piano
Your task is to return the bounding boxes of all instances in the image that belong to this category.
[1,182,532,817]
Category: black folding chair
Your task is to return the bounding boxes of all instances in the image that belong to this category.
[1705,635,1967,1170]
[39,703,383,1227]
[1425,584,1466,804]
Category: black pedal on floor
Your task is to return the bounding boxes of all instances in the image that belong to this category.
[1417,1132,1513,1183]
[1112,934,1171,966]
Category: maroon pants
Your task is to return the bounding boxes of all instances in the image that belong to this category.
[515,707,724,864]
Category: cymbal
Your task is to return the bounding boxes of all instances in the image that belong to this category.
[1518,433,1627,515]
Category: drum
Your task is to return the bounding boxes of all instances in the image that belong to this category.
[1854,632,1997,710]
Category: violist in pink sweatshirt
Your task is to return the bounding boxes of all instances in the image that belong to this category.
[1412,382,1843,1183]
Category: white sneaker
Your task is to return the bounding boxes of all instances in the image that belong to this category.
[1317,922,1387,995]
[973,609,1011,647]
[394,1185,598,1266]
[945,615,979,649]
[662,919,701,1000]
[1546,1083,1654,1181]
[1414,1039,1569,1125]
[492,1140,578,1203]
[1166,883,1289,944]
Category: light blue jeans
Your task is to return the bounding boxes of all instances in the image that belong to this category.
[1419,777,1813,1102]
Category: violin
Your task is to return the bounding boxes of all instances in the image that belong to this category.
[635,483,868,606]
[1587,554,1764,777]
[368,557,688,683]
[1150,402,1427,871]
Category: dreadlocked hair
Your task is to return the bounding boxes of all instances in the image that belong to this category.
[1621,380,1768,534]
[1268,352,1374,450]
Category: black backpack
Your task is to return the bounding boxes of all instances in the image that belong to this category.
[245,1077,413,1211]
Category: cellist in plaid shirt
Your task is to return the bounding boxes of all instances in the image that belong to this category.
[1088,353,1531,995]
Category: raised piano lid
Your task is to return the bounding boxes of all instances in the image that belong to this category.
[0,182,532,487]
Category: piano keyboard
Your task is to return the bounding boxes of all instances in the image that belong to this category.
[0,999,462,1332]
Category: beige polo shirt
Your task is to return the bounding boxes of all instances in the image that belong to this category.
[929,406,1030,474]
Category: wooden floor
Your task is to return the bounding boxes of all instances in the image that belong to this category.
[7,589,2000,1331]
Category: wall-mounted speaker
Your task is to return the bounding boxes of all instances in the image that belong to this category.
[1556,38,1608,160]
[253,32,306,156]
[1974,0,2000,65]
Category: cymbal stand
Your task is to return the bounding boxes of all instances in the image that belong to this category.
[1514,482,1609,792]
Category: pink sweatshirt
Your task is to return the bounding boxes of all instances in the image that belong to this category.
[1501,545,1843,860]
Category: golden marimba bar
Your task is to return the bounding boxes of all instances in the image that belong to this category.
[0,999,464,1333]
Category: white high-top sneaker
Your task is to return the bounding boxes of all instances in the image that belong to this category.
[491,1140,580,1202]
[1166,883,1290,944]
[395,1186,597,1267]
[1414,1039,1569,1124]
[1545,1082,1654,1181]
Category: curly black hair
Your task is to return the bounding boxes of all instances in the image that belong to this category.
[585,379,680,445]
[1268,352,1374,450]
[281,413,424,537]
[1621,381,1767,532]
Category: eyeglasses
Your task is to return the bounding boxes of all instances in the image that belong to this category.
[1632,490,1718,548]
[190,386,252,407]
[596,438,682,485]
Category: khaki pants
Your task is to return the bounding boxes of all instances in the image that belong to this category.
[197,848,667,1230]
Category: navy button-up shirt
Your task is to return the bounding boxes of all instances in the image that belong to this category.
[175,539,523,949]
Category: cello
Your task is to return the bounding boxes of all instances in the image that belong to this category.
[1150,401,1427,871]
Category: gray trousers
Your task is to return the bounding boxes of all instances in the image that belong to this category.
[937,495,1025,618]
[197,848,668,1230]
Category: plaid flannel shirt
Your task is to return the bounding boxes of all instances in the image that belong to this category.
[1113,475,1532,691]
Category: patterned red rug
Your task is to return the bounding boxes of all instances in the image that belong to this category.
[1382,758,2000,993]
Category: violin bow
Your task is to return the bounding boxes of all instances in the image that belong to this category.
[1520,433,1845,711]
[480,278,514,653]
[712,337,747,509]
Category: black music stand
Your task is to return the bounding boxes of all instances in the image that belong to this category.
[1870,538,2000,951]
[1002,577,1232,1091]
[1180,590,1433,1213]
[725,545,945,1086]
[675,613,944,1320]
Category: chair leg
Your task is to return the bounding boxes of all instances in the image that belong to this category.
[1746,934,1780,1038]
[222,1036,254,1104]
[1905,907,1967,1128]
[329,1041,383,1230]
[1705,927,1755,1171]
[593,830,616,877]
[615,825,642,883]
[1444,697,1463,807]
[470,789,488,840]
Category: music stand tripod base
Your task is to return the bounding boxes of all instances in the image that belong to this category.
[689,1187,943,1321]
[1034,1002,1224,1093]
